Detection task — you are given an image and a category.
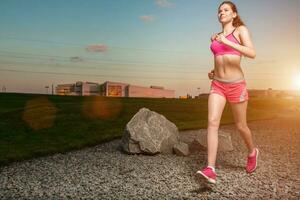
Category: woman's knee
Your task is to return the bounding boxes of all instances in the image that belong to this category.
[208,118,220,129]
[235,122,248,132]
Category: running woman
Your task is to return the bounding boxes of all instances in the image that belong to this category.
[196,1,259,184]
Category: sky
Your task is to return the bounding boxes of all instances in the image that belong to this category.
[1,0,300,97]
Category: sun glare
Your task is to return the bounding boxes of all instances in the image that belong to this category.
[294,75,300,90]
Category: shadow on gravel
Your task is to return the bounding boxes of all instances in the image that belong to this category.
[192,171,216,195]
[218,162,244,171]
[190,185,213,193]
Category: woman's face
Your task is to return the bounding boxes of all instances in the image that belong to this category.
[218,4,237,24]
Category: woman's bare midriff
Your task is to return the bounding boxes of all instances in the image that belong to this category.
[213,54,244,81]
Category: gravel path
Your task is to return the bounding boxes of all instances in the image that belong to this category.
[0,116,299,199]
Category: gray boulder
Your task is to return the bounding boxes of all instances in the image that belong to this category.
[179,129,206,153]
[194,129,234,152]
[121,108,180,155]
[173,142,190,156]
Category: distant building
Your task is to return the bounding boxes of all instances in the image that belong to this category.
[179,94,192,99]
[56,80,175,98]
[75,81,99,96]
[56,83,75,95]
[56,81,99,96]
[245,89,300,99]
[99,81,128,97]
[179,95,188,99]
[99,81,175,98]
[195,93,209,99]
[194,89,300,99]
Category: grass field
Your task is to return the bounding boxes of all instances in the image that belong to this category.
[0,93,297,166]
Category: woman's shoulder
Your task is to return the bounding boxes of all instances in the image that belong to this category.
[236,25,249,34]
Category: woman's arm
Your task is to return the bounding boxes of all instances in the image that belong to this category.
[211,34,217,42]
[218,26,256,59]
[211,31,223,42]
[208,69,214,80]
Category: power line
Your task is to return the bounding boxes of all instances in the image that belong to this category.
[0,60,208,74]
[0,58,290,77]
[0,50,204,69]
[0,68,209,81]
[0,35,201,55]
[0,53,210,73]
[0,51,290,76]
[0,68,291,81]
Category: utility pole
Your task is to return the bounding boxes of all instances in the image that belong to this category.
[45,86,49,94]
[197,87,201,98]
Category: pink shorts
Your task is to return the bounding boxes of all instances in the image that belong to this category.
[209,79,249,103]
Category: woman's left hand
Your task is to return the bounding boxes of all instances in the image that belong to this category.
[215,33,228,44]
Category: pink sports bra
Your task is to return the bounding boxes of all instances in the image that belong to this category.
[210,28,241,56]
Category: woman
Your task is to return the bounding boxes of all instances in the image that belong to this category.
[196,1,259,184]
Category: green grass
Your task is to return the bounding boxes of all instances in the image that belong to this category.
[0,93,296,166]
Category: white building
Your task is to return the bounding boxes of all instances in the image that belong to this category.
[56,81,175,98]
[99,81,175,98]
[56,81,99,96]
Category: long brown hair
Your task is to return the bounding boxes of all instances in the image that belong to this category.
[219,1,245,27]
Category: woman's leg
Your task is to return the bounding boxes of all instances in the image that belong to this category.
[207,93,227,167]
[229,100,255,155]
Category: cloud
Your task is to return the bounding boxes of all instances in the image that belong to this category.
[86,44,108,52]
[139,15,155,23]
[70,56,84,62]
[155,0,173,8]
[49,58,55,62]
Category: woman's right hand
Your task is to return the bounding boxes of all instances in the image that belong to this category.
[208,69,214,80]
[211,33,218,42]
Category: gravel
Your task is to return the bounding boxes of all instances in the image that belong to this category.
[0,116,299,199]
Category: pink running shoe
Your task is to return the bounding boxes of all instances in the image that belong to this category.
[246,148,259,173]
[196,166,217,184]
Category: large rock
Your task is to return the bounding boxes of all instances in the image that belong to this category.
[179,129,233,152]
[121,108,180,155]
[194,129,234,152]
[179,129,206,153]
[173,142,189,156]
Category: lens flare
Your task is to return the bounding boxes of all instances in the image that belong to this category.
[82,96,123,120]
[22,96,57,130]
